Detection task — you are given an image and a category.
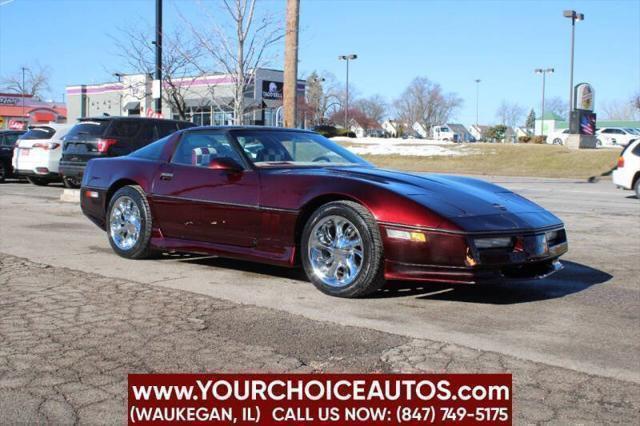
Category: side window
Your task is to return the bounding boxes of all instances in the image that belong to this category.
[109,121,142,138]
[2,134,19,146]
[157,122,178,138]
[172,132,244,168]
[614,129,625,134]
[601,129,612,134]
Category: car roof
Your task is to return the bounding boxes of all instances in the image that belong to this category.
[187,125,315,133]
[78,116,193,124]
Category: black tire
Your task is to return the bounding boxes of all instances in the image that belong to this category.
[301,200,385,298]
[27,177,49,186]
[596,139,603,148]
[0,162,6,183]
[553,138,562,145]
[634,178,640,200]
[62,176,80,188]
[106,185,155,259]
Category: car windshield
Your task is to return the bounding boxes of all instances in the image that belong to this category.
[231,130,370,167]
[19,127,55,140]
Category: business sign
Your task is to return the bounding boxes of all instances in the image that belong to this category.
[8,119,26,130]
[0,96,19,106]
[574,83,594,111]
[145,107,163,119]
[262,80,283,100]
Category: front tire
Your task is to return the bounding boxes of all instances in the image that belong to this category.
[106,185,154,259]
[0,162,6,183]
[634,178,640,200]
[301,201,385,298]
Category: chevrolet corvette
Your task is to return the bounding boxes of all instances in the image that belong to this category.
[80,127,568,297]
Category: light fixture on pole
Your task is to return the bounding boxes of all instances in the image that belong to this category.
[338,54,357,131]
[474,79,481,127]
[563,10,584,118]
[534,68,554,136]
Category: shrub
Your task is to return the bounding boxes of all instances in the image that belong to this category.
[518,136,532,143]
[312,125,338,138]
[336,129,356,138]
[532,135,547,144]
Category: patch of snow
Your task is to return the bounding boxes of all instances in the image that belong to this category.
[332,136,467,157]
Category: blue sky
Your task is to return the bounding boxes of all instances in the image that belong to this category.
[1,0,638,126]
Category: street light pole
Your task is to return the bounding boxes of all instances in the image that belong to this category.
[474,79,480,127]
[564,10,584,118]
[338,54,357,131]
[154,0,163,114]
[534,68,554,136]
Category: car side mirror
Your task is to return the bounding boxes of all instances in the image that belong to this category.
[208,157,243,173]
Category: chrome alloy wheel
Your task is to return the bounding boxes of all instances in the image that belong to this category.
[308,215,364,287]
[109,196,141,251]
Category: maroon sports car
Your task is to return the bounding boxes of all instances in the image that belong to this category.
[80,127,568,297]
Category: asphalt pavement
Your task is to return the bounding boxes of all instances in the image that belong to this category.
[0,175,639,423]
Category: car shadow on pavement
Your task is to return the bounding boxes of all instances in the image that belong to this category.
[161,252,309,282]
[372,260,612,304]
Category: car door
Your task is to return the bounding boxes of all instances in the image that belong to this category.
[150,129,260,247]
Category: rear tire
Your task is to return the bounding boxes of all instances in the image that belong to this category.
[301,201,385,298]
[27,177,49,186]
[0,162,6,183]
[553,138,562,145]
[106,185,155,259]
[634,178,640,200]
[62,176,80,188]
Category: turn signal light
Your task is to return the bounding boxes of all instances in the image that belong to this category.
[617,156,624,168]
[386,229,427,243]
[97,138,117,153]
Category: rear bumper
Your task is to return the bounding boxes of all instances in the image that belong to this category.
[612,168,632,189]
[15,169,60,180]
[80,186,108,230]
[59,161,87,180]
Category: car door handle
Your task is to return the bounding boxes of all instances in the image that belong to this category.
[160,172,173,181]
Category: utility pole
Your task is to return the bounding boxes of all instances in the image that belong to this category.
[474,79,480,127]
[154,0,162,114]
[283,0,300,128]
[564,10,584,118]
[21,66,27,125]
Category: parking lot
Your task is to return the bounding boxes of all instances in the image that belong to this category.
[1,176,639,423]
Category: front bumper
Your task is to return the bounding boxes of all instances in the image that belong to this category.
[380,223,568,284]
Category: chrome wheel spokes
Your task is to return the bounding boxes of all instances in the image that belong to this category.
[308,215,364,287]
[109,196,141,251]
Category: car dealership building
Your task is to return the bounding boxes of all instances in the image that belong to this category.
[65,68,305,126]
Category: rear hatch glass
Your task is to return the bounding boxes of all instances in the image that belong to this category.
[62,121,110,162]
[20,127,55,140]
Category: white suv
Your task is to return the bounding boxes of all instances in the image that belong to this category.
[596,127,639,147]
[12,123,72,186]
[612,139,640,199]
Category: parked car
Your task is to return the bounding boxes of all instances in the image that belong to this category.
[59,117,195,188]
[80,127,568,298]
[596,127,638,147]
[0,129,26,182]
[612,139,640,199]
[12,123,72,185]
[547,128,571,145]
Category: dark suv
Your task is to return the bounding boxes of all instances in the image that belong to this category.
[59,117,195,187]
[0,129,26,182]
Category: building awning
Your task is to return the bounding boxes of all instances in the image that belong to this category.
[123,101,140,111]
[32,112,56,122]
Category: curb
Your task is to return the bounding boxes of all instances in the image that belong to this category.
[60,189,80,203]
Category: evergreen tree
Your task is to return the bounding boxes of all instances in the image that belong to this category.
[525,109,536,130]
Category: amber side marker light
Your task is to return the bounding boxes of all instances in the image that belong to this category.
[386,229,427,243]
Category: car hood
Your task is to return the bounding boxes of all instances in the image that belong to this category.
[328,166,563,232]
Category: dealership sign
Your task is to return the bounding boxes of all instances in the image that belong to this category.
[262,80,283,100]
[574,83,594,111]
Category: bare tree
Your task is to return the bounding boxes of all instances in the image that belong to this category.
[544,96,569,119]
[110,26,204,120]
[354,95,388,125]
[393,76,462,132]
[182,0,284,125]
[496,100,525,129]
[601,97,640,120]
[305,71,342,125]
[1,64,51,99]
